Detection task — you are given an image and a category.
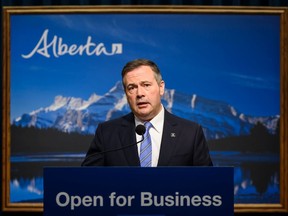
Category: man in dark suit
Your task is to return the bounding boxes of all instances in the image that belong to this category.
[82,59,212,166]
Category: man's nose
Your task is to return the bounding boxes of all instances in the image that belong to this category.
[136,86,145,96]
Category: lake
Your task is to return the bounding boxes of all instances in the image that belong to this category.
[9,151,280,203]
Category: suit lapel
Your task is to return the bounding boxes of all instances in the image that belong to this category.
[120,114,140,166]
[157,111,178,166]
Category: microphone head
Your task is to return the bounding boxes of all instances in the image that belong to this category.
[135,124,146,136]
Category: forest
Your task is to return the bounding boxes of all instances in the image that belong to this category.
[10,119,280,155]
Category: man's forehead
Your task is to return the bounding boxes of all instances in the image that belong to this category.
[126,65,153,74]
[125,68,154,79]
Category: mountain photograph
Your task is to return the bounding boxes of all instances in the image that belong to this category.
[6,12,281,205]
[12,81,279,154]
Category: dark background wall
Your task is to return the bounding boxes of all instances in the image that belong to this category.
[1,0,288,215]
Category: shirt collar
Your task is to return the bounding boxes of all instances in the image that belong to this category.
[135,105,164,133]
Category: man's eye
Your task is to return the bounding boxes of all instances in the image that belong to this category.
[127,86,134,90]
[143,83,151,87]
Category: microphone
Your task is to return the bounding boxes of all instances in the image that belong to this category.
[81,124,146,166]
[135,124,146,136]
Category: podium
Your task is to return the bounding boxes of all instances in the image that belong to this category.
[44,167,233,216]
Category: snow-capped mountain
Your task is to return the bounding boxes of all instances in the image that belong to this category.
[12,81,279,140]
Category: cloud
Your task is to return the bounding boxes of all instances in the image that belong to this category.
[229,72,279,90]
[46,15,159,47]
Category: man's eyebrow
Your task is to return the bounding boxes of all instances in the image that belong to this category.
[127,81,151,85]
[126,83,137,87]
[140,81,152,84]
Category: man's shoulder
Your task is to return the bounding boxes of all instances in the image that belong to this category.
[165,109,201,128]
[99,112,134,127]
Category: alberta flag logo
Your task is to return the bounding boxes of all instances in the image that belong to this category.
[112,43,123,55]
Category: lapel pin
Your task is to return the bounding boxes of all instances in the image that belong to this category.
[170,133,176,138]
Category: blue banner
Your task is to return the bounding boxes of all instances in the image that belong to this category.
[44,167,233,216]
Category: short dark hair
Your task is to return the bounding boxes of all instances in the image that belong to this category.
[121,59,163,86]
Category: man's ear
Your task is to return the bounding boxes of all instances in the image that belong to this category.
[159,80,165,96]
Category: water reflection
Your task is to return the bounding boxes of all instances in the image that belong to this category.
[11,177,43,202]
[211,151,279,203]
[10,151,280,203]
[10,154,83,202]
[233,164,279,203]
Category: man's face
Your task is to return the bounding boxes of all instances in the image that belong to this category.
[123,65,165,121]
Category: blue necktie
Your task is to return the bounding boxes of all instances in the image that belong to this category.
[140,122,152,167]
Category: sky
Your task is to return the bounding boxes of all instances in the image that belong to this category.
[9,13,280,120]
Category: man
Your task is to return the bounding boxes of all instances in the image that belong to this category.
[81,59,213,166]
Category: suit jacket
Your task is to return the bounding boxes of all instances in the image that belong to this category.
[81,109,213,166]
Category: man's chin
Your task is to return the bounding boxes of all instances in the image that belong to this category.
[135,111,152,121]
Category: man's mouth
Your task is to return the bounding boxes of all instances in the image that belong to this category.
[137,102,149,107]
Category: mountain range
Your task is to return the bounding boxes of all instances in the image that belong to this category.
[13,81,279,140]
